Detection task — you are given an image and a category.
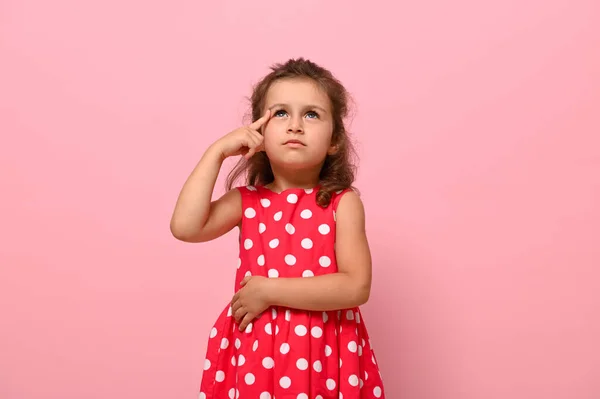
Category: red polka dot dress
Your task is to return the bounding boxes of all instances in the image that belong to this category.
[199,185,386,399]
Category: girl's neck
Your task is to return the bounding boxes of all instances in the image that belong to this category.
[266,165,322,192]
[266,169,321,194]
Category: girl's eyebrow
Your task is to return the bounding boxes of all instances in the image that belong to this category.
[269,103,328,114]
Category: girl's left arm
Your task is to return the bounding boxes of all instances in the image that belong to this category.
[267,190,372,310]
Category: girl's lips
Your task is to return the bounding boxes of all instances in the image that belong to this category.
[284,140,306,146]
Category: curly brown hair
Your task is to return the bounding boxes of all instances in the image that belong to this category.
[225,58,358,207]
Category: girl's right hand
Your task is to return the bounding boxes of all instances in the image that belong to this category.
[214,109,271,161]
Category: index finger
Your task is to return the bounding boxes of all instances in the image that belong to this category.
[249,109,271,130]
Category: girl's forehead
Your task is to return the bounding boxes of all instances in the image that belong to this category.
[266,78,330,105]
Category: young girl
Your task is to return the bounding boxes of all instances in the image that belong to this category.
[171,58,386,399]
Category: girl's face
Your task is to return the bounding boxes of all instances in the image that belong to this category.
[261,77,336,170]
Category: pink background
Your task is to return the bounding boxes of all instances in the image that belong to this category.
[1,0,599,398]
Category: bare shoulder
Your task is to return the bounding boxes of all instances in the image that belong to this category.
[212,187,243,221]
[218,186,243,204]
[335,190,366,227]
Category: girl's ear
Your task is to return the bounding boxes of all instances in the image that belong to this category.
[327,144,339,155]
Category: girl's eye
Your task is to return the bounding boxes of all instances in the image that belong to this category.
[306,111,319,119]
[274,110,287,117]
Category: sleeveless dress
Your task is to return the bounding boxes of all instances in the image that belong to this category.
[199,185,386,399]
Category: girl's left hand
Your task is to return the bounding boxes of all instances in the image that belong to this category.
[231,276,272,331]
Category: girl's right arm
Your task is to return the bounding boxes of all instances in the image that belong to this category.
[170,110,271,243]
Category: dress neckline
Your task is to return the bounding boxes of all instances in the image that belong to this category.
[257,185,320,195]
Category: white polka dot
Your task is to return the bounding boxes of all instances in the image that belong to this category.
[238,354,245,366]
[333,210,337,222]
[301,238,313,249]
[199,393,206,399]
[210,327,217,338]
[316,396,323,399]
[340,394,343,399]
[372,354,377,364]
[365,371,369,380]
[280,343,290,354]
[220,338,229,349]
[245,323,253,333]
[260,198,271,207]
[216,371,225,382]
[302,270,314,277]
[253,340,259,351]
[244,207,256,218]
[269,238,279,248]
[287,193,298,203]
[274,211,283,221]
[313,360,323,372]
[262,356,274,368]
[305,188,313,194]
[311,326,323,338]
[336,189,343,194]
[260,393,271,399]
[323,312,329,323]
[285,309,291,321]
[259,223,266,233]
[245,373,255,385]
[356,312,361,323]
[265,324,273,335]
[257,254,265,266]
[285,223,295,234]
[374,386,382,397]
[295,325,307,336]
[340,358,343,367]
[348,341,358,352]
[360,379,364,388]
[346,310,355,320]
[319,256,331,267]
[203,359,211,370]
[285,254,296,265]
[237,258,241,269]
[244,270,251,278]
[349,375,359,386]
[300,209,312,219]
[325,345,332,356]
[326,379,336,390]
[362,338,366,347]
[318,224,330,234]
[244,239,253,249]
[247,185,256,191]
[268,269,279,278]
[297,394,308,399]
[228,389,236,399]
[280,376,292,389]
[231,356,236,366]
[358,345,363,356]
[296,358,308,370]
[235,338,241,349]
[272,308,278,319]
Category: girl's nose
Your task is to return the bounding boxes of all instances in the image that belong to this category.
[287,116,304,134]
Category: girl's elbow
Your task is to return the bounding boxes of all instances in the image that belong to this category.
[354,285,371,307]
[170,220,203,242]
